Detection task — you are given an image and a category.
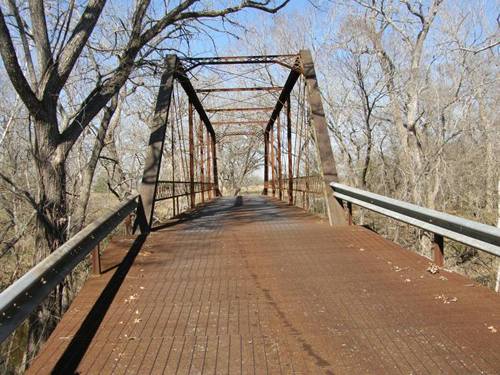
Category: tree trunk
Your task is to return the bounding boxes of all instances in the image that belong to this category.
[23,115,68,369]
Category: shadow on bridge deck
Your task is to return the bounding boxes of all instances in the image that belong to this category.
[28,196,500,374]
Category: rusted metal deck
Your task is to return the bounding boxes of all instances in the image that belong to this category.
[28,196,500,374]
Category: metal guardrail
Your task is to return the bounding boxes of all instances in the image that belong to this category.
[331,183,500,258]
[0,195,145,343]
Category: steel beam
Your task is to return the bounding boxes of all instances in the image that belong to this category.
[264,57,301,134]
[138,55,176,229]
[175,64,215,137]
[207,129,212,199]
[175,61,219,195]
[196,86,283,93]
[277,116,283,200]
[188,101,196,208]
[198,118,205,203]
[300,49,347,226]
[181,54,298,71]
[271,126,276,196]
[206,107,274,113]
[263,131,269,195]
[287,98,293,205]
[216,131,263,137]
[212,120,268,126]
[211,135,221,196]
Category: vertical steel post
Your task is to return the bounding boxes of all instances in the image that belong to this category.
[271,125,276,197]
[211,134,220,196]
[287,98,293,205]
[206,129,212,199]
[277,116,283,200]
[305,134,310,210]
[300,49,347,226]
[433,234,444,267]
[171,118,177,216]
[198,118,205,203]
[138,55,177,229]
[188,101,196,208]
[263,131,269,195]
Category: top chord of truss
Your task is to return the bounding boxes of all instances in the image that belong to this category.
[180,54,300,71]
[196,86,283,93]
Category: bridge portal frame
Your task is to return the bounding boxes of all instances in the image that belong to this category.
[138,50,347,230]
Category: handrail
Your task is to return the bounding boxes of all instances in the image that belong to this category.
[331,183,500,258]
[155,180,214,201]
[0,195,146,343]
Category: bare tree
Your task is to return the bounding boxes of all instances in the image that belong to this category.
[0,0,289,368]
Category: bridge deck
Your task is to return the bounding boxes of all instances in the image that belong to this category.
[28,196,500,374]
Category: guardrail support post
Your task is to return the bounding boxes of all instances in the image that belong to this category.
[91,243,101,275]
[347,201,353,225]
[433,234,444,267]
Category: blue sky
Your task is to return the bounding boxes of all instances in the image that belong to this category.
[181,0,316,56]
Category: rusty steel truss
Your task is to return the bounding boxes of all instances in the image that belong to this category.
[137,51,347,229]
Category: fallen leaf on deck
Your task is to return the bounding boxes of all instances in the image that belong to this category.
[435,294,457,304]
[427,263,440,274]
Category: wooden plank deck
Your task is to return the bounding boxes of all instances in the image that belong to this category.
[27,196,500,374]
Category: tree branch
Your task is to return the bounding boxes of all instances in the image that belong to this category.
[5,0,37,85]
[28,0,53,76]
[0,6,43,115]
[42,0,107,97]
[58,0,290,154]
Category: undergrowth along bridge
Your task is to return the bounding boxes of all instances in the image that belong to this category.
[1,51,500,374]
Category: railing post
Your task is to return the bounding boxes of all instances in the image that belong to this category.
[91,243,101,275]
[433,233,444,267]
[188,100,196,208]
[347,201,353,225]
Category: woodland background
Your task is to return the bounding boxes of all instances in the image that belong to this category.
[0,0,498,373]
